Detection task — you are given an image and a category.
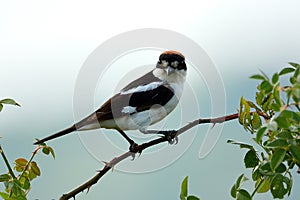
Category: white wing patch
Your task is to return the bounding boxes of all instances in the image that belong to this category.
[121,82,163,95]
[121,106,137,114]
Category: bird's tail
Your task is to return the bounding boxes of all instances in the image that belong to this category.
[34,125,76,145]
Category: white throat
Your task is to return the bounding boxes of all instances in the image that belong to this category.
[152,68,186,84]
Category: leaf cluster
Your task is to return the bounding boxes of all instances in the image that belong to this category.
[0,145,55,200]
[0,99,55,200]
[230,63,300,199]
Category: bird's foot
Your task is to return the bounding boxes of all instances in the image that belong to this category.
[130,152,136,160]
[158,130,178,144]
[128,142,142,160]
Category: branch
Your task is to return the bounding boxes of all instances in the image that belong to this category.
[59,113,239,200]
[0,145,17,179]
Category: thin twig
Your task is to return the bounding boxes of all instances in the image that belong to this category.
[59,113,239,200]
[20,146,41,179]
[0,145,17,179]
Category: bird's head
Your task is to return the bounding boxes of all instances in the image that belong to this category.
[155,50,187,81]
[153,51,187,82]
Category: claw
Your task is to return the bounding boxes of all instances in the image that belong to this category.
[129,150,143,161]
[173,136,179,144]
[130,152,136,160]
[129,142,141,160]
[167,135,178,144]
[158,130,178,144]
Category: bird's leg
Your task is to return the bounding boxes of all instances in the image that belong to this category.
[139,128,178,144]
[116,129,138,152]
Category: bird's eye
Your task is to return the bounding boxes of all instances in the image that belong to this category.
[171,61,179,68]
[160,60,168,68]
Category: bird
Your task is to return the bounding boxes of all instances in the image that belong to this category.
[34,50,187,151]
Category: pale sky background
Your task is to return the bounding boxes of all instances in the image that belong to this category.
[1,0,300,199]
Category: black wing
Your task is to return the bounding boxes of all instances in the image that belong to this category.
[95,84,175,121]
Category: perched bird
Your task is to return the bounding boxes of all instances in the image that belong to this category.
[34,50,187,150]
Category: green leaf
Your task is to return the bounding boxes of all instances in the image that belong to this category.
[246,101,261,111]
[236,189,252,200]
[250,74,267,80]
[288,62,300,69]
[292,87,300,100]
[41,146,56,161]
[255,178,270,193]
[279,67,295,75]
[15,158,28,167]
[260,81,273,93]
[30,161,40,176]
[187,195,200,200]
[274,117,290,129]
[48,146,55,159]
[290,76,296,84]
[0,104,3,112]
[180,176,188,200]
[275,163,287,173]
[0,99,20,107]
[244,150,259,168]
[251,112,261,129]
[291,112,300,123]
[273,84,281,107]
[272,73,279,84]
[12,179,24,196]
[23,178,30,190]
[290,145,300,163]
[293,65,300,78]
[0,174,11,182]
[276,131,293,139]
[0,192,9,199]
[260,162,273,175]
[231,174,249,198]
[231,184,237,198]
[236,174,248,189]
[278,110,294,119]
[42,147,49,155]
[256,127,267,143]
[252,167,261,181]
[270,174,290,199]
[256,92,264,105]
[239,97,251,127]
[261,94,272,110]
[19,176,30,190]
[265,139,289,148]
[271,149,286,171]
[271,103,281,112]
[28,169,37,180]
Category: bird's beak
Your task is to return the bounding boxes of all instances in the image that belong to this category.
[166,67,175,75]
